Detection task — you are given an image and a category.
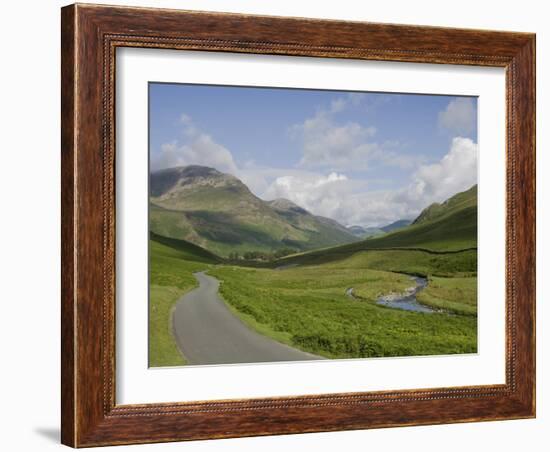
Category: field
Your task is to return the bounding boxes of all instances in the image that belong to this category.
[149,232,477,365]
[418,276,477,316]
[148,234,220,367]
[209,263,476,359]
[148,183,478,366]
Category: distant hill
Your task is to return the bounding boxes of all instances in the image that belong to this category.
[150,231,223,264]
[413,185,477,225]
[357,185,477,251]
[380,219,412,233]
[149,166,358,257]
[347,225,385,239]
[347,219,411,238]
[276,185,478,267]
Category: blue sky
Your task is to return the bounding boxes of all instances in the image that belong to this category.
[149,83,478,227]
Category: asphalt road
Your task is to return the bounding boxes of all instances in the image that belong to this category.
[172,271,322,365]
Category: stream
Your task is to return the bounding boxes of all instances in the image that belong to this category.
[376,276,437,313]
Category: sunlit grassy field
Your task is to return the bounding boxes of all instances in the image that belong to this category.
[208,252,477,359]
[418,276,477,316]
[148,237,219,367]
[149,232,478,366]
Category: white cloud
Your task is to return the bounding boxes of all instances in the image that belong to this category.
[263,172,360,222]
[262,137,478,227]
[329,92,367,113]
[407,136,478,203]
[438,98,476,134]
[294,110,379,169]
[152,112,477,228]
[151,115,238,174]
[292,95,419,171]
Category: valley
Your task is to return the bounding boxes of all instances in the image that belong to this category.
[148,165,478,367]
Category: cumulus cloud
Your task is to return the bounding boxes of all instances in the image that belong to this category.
[151,115,238,174]
[263,171,404,226]
[151,110,477,228]
[265,172,350,208]
[438,98,476,134]
[262,137,478,227]
[291,93,419,171]
[407,136,478,203]
[329,92,367,113]
[294,110,378,169]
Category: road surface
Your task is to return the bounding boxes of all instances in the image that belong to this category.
[172,272,322,365]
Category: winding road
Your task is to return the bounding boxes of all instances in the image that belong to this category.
[172,272,322,365]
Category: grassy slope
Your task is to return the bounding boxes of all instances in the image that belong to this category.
[323,249,477,277]
[149,235,220,367]
[361,205,476,251]
[417,276,477,316]
[150,239,477,364]
[149,185,479,364]
[209,258,477,359]
[413,185,477,225]
[204,186,479,354]
[150,184,357,257]
[275,185,478,268]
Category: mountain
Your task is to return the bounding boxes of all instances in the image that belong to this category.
[347,225,367,236]
[359,185,477,251]
[380,219,412,233]
[267,198,354,238]
[347,225,385,239]
[149,166,358,257]
[413,185,477,225]
[346,219,412,238]
[276,185,478,267]
[150,231,223,264]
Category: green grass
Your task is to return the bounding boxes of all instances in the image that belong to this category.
[148,181,479,365]
[209,259,477,359]
[358,205,477,251]
[148,236,219,367]
[323,249,477,277]
[149,180,358,258]
[274,185,477,267]
[276,246,477,276]
[417,276,477,316]
[414,185,477,225]
[149,203,195,243]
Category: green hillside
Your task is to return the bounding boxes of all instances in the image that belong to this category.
[150,231,223,263]
[413,185,477,225]
[380,219,412,233]
[149,233,220,367]
[149,184,479,366]
[364,185,477,251]
[276,185,477,267]
[347,225,386,239]
[149,166,358,257]
[357,203,476,251]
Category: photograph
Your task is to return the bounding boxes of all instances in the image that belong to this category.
[1,0,542,449]
[148,83,479,367]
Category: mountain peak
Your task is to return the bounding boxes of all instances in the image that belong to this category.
[380,219,412,233]
[267,198,309,215]
[150,165,243,197]
[413,184,477,225]
[150,166,358,256]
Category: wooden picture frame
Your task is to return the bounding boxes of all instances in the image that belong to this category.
[61,3,535,447]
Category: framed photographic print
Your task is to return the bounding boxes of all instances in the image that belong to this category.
[61,3,536,447]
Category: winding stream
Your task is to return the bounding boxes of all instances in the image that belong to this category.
[376,276,437,313]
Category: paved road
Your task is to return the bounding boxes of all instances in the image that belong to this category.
[172,272,322,365]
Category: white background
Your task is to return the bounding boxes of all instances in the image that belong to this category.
[0,0,546,451]
[117,49,506,404]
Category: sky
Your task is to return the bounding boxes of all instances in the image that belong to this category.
[149,83,478,227]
